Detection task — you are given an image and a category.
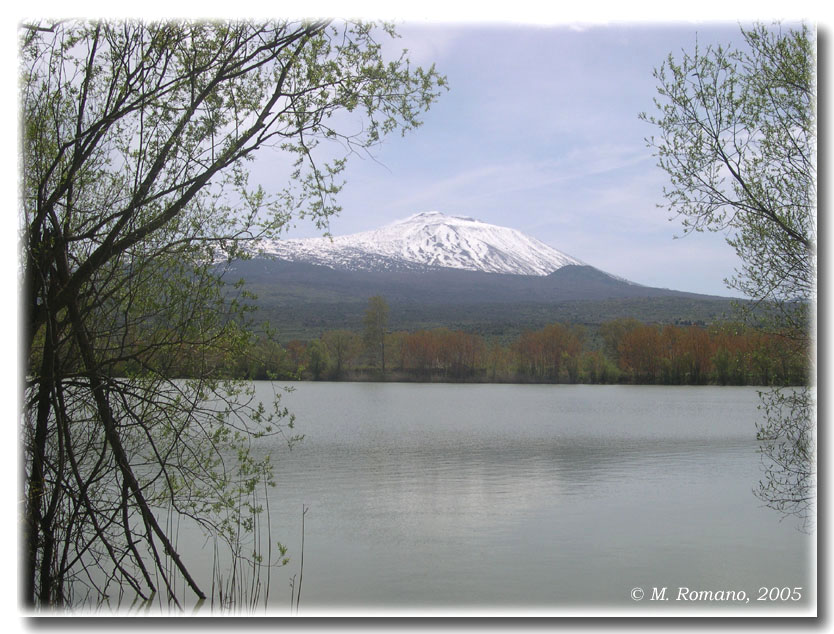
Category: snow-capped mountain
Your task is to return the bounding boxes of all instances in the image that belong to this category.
[233,211,731,334]
[258,211,584,276]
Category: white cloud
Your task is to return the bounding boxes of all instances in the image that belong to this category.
[382,143,653,210]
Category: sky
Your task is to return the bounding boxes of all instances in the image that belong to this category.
[0,9,823,303]
[256,21,812,296]
[2,10,821,302]
[247,20,805,298]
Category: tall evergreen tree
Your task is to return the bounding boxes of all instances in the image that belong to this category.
[362,295,389,374]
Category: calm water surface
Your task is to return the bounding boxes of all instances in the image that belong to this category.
[202,383,815,613]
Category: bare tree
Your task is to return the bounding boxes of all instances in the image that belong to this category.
[21,19,446,609]
[642,23,815,527]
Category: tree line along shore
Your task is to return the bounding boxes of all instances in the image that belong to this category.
[143,313,807,387]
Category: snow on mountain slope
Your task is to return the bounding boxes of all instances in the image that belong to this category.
[258,211,584,276]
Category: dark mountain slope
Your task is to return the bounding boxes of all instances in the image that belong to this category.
[223,257,740,340]
[228,258,722,305]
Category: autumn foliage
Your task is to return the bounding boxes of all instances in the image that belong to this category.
[227,318,807,386]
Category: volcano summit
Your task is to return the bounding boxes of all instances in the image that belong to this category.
[237,211,733,338]
[259,211,585,276]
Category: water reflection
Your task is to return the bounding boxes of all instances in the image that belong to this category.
[102,383,811,612]
[236,383,811,611]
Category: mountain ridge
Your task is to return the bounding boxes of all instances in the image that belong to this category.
[228,258,737,337]
[234,211,738,338]
[258,211,587,276]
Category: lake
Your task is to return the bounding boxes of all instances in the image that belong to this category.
[182,382,816,615]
